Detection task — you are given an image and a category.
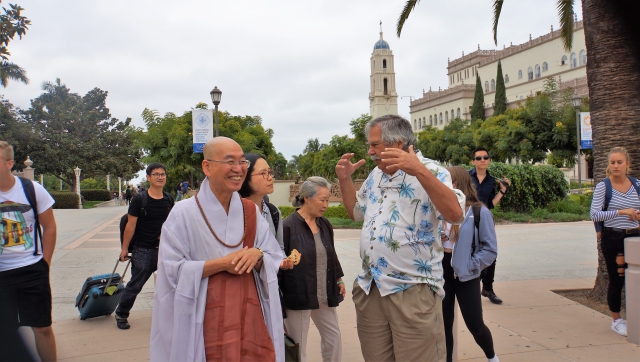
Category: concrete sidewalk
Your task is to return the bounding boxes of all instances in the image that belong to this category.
[42,213,640,361]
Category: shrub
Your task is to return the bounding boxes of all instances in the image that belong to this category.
[324,205,350,219]
[50,191,84,209]
[81,189,111,201]
[278,206,295,219]
[531,208,550,218]
[546,199,585,215]
[487,162,569,212]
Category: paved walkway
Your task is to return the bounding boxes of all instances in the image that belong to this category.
[28,208,640,361]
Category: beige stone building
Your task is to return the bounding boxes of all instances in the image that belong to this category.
[410,20,589,132]
[369,31,398,119]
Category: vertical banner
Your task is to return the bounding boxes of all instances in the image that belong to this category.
[192,109,214,153]
[580,112,592,149]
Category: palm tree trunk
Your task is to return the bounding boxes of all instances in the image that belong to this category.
[582,0,640,303]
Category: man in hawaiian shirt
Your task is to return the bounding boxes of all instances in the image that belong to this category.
[336,114,465,362]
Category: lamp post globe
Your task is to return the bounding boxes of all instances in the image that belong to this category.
[210,86,222,137]
[74,167,82,209]
[572,95,582,190]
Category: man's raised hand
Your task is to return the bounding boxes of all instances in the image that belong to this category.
[380,145,423,176]
[335,153,366,180]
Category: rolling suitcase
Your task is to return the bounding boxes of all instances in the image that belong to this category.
[75,259,131,320]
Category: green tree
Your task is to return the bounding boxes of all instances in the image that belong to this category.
[470,74,485,121]
[0,2,30,87]
[20,79,143,190]
[493,60,507,116]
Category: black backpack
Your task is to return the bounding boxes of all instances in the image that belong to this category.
[119,190,174,253]
[18,177,43,256]
[266,202,280,231]
[594,176,640,233]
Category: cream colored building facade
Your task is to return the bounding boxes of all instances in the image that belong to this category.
[369,32,398,118]
[410,20,589,131]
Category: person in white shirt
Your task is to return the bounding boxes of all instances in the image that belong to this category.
[336,115,465,362]
[0,141,58,362]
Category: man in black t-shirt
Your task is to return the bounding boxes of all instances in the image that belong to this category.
[115,163,173,329]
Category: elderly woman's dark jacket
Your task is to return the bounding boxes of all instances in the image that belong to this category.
[279,211,344,310]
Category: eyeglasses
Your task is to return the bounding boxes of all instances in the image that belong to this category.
[251,169,274,180]
[206,159,251,168]
[474,156,490,161]
[378,173,406,191]
[150,173,167,178]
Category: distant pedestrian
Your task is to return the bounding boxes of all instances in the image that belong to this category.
[175,182,183,201]
[125,185,132,205]
[468,147,510,304]
[113,191,119,206]
[590,147,640,337]
[443,166,499,362]
[181,179,189,197]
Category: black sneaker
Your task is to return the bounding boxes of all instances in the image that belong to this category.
[115,314,130,329]
[481,290,503,304]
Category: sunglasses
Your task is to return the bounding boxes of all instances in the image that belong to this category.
[474,156,490,161]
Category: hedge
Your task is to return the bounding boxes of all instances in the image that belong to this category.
[487,162,568,213]
[81,189,111,201]
[277,205,350,219]
[50,191,84,209]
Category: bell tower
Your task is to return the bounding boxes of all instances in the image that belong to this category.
[369,27,398,119]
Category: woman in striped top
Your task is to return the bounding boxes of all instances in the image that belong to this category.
[590,147,640,336]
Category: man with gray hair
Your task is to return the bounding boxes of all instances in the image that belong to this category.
[336,114,465,361]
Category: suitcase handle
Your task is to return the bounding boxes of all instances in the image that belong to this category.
[104,258,131,295]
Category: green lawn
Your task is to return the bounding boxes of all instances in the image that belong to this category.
[82,201,104,209]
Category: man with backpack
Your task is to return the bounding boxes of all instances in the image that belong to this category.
[469,147,510,304]
[0,141,58,361]
[125,185,132,205]
[115,162,174,330]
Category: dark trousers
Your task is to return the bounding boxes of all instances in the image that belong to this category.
[601,229,627,313]
[481,258,497,292]
[115,247,158,318]
[443,252,495,361]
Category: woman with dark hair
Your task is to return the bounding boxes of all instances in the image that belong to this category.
[442,166,499,362]
[280,177,345,362]
[590,147,640,336]
[239,153,293,270]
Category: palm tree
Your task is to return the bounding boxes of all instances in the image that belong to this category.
[396,0,640,303]
[0,61,28,87]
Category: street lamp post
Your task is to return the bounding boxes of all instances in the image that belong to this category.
[74,167,82,209]
[571,95,582,191]
[210,86,222,137]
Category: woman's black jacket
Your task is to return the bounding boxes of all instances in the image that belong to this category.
[279,211,344,310]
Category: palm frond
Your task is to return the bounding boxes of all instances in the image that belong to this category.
[0,61,28,87]
[396,0,420,37]
[492,0,504,46]
[557,0,574,51]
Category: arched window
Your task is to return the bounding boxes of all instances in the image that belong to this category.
[451,109,454,120]
[383,59,387,68]
[414,119,417,130]
[579,50,586,65]
[490,79,495,91]
[527,66,533,80]
[434,114,437,124]
[504,74,509,83]
[445,111,449,122]
[485,81,489,93]
[457,108,461,118]
[439,113,443,124]
[570,53,577,68]
[542,62,548,72]
[429,115,432,125]
[518,70,522,79]
[383,78,388,95]
[535,64,541,78]
[562,55,568,65]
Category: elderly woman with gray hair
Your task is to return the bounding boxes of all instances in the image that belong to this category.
[280,176,346,362]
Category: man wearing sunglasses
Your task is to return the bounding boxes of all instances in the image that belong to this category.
[469,147,510,304]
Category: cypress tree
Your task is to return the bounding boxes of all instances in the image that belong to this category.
[470,74,485,121]
[493,60,507,116]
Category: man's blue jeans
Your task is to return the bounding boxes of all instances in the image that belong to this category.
[115,247,158,318]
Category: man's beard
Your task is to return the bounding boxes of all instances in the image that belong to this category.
[370,155,381,161]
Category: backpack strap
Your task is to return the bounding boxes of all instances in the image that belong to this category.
[471,205,481,256]
[595,178,613,233]
[629,176,640,198]
[19,177,43,256]
[265,202,280,231]
[163,191,175,207]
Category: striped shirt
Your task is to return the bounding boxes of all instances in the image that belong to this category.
[590,181,640,229]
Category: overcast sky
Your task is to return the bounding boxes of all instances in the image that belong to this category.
[7,0,583,163]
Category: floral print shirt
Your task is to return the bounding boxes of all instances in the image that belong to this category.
[353,151,465,298]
